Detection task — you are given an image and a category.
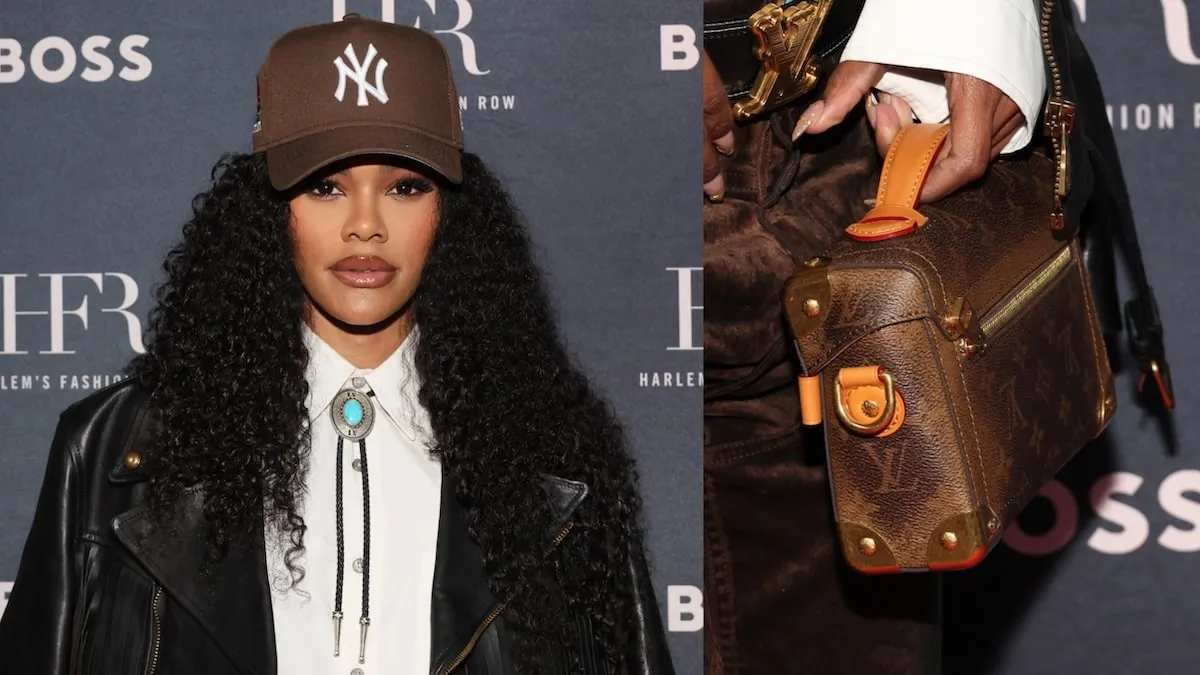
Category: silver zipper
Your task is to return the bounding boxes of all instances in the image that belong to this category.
[145,586,163,675]
[434,522,575,675]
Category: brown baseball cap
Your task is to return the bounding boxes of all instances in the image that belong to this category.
[252,13,463,191]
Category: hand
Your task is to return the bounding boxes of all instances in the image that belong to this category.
[793,61,1025,202]
[703,50,735,201]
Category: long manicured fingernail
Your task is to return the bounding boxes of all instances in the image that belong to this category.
[864,94,878,127]
[715,131,735,156]
[704,174,726,202]
[792,100,824,141]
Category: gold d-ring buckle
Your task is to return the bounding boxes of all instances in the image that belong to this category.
[834,368,898,436]
[732,0,834,121]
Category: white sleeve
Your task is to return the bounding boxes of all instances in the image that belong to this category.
[838,0,1048,153]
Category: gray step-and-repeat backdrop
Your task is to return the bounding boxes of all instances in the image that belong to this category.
[944,2,1200,674]
[0,1,703,672]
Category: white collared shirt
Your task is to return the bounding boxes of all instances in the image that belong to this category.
[266,326,441,675]
[843,0,1049,154]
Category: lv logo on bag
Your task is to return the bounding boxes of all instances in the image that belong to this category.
[783,123,1115,574]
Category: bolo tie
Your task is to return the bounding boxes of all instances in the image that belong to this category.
[329,382,375,664]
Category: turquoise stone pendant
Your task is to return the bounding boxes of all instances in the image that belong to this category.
[331,388,375,441]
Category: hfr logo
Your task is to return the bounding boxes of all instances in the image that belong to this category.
[0,274,145,355]
[334,43,390,106]
[1072,0,1200,65]
[667,267,702,351]
[333,0,489,75]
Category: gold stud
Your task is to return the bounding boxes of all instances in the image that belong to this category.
[122,450,143,470]
[859,537,877,556]
[861,400,879,417]
[803,298,821,317]
[987,517,1000,534]
[940,531,958,550]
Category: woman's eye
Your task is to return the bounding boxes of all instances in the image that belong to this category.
[309,180,343,198]
[390,178,435,197]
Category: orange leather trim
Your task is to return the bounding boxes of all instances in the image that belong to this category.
[837,365,884,388]
[927,546,987,572]
[798,375,823,426]
[846,123,950,243]
[835,366,905,437]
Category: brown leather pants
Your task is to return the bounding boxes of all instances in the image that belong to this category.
[703,106,942,675]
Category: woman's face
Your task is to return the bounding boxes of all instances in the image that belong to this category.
[290,160,439,330]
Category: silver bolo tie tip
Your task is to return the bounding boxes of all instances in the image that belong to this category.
[332,611,344,657]
[359,617,371,664]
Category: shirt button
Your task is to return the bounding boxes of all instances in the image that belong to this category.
[353,558,364,573]
[352,458,362,472]
[352,377,367,389]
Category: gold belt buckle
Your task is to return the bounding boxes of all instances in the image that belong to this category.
[733,0,834,121]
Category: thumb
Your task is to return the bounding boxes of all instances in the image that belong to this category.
[795,61,886,139]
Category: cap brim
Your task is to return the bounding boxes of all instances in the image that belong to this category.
[265,125,463,191]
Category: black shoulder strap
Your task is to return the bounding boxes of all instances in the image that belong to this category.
[1046,0,1174,412]
[1088,145,1174,411]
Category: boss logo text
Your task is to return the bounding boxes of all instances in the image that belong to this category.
[0,35,151,84]
[667,585,702,632]
[660,25,699,71]
[1004,469,1200,556]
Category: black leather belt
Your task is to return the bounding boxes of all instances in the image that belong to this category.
[704,0,865,119]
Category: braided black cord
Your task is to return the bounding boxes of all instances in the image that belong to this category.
[335,436,345,616]
[754,113,808,266]
[358,437,371,621]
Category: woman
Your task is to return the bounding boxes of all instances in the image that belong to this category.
[0,15,672,675]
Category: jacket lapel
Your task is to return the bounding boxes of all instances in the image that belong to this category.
[108,420,586,675]
[112,483,277,675]
[429,472,589,674]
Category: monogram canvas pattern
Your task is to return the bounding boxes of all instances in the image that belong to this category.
[796,141,1113,572]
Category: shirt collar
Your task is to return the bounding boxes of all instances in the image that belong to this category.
[303,324,430,444]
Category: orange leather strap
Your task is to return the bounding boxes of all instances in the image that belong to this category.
[845,123,950,242]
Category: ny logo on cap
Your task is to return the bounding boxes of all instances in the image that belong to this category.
[334,43,389,106]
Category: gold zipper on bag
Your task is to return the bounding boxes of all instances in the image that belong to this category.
[145,586,164,675]
[435,522,576,675]
[944,246,1074,355]
[979,246,1074,337]
[941,0,1075,354]
[1040,0,1075,230]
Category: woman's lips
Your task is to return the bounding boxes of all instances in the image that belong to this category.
[329,256,397,289]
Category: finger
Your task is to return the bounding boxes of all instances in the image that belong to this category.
[703,51,736,156]
[796,61,886,139]
[871,96,905,157]
[864,93,878,128]
[919,129,991,203]
[870,93,915,157]
[919,77,994,202]
[887,93,915,126]
[703,141,725,200]
[989,115,1024,158]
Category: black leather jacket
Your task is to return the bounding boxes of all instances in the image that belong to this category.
[0,380,674,674]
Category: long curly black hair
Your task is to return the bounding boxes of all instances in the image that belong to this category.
[127,151,646,671]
